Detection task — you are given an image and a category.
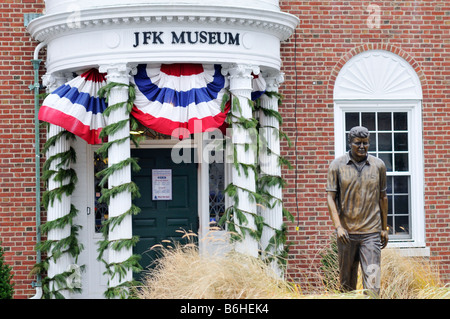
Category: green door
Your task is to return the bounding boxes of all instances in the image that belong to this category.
[131,148,198,281]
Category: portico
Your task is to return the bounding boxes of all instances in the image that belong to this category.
[27,0,298,298]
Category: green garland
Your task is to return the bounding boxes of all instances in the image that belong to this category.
[255,91,294,268]
[31,127,85,299]
[219,91,293,269]
[220,94,262,242]
[96,82,143,299]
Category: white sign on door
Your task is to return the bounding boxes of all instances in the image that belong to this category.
[152,169,172,200]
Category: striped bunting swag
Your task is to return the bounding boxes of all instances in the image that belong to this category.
[39,64,266,143]
[38,68,107,145]
[131,63,231,137]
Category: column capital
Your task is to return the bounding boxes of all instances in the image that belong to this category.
[98,63,137,84]
[261,71,284,93]
[221,63,260,93]
[42,72,73,93]
[221,63,260,77]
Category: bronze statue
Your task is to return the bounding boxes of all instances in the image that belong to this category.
[326,126,388,296]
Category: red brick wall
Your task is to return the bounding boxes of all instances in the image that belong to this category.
[279,0,450,285]
[0,0,45,299]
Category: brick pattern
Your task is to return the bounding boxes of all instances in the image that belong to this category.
[279,0,450,285]
[0,1,449,298]
[0,0,45,298]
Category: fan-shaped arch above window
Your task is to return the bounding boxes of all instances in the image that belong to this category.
[334,50,422,100]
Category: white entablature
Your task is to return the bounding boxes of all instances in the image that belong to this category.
[28,1,298,74]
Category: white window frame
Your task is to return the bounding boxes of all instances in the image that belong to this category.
[334,100,428,254]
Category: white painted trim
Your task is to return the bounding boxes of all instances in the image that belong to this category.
[385,247,430,257]
[28,3,298,74]
[334,50,423,100]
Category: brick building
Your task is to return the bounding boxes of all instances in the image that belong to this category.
[0,1,448,299]
[279,0,450,285]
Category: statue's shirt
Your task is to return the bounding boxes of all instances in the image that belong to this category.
[326,153,387,234]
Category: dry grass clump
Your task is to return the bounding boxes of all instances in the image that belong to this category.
[317,237,450,299]
[133,233,450,299]
[379,249,448,299]
[134,239,296,299]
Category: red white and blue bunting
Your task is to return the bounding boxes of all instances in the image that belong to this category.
[39,64,266,144]
[39,68,107,145]
[131,63,230,137]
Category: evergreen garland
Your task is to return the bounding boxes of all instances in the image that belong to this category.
[219,90,293,269]
[220,94,263,242]
[96,82,143,299]
[255,91,294,268]
[32,127,84,299]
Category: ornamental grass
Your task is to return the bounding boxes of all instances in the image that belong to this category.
[133,232,449,299]
[133,232,295,299]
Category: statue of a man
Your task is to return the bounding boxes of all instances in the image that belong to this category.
[326,126,388,296]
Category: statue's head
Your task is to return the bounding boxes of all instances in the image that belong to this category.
[348,126,370,161]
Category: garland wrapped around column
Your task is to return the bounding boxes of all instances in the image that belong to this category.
[255,90,294,271]
[220,64,260,257]
[221,94,263,243]
[219,86,293,271]
[96,79,142,299]
[32,125,85,299]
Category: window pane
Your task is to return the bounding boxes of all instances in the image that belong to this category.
[394,133,408,151]
[378,112,392,131]
[345,133,350,152]
[362,112,375,130]
[394,195,409,214]
[395,216,410,234]
[94,152,108,233]
[378,133,392,151]
[368,134,376,152]
[345,113,359,130]
[387,215,393,235]
[387,195,393,215]
[386,176,393,194]
[394,176,409,194]
[379,153,392,171]
[394,112,408,130]
[395,153,409,171]
[209,162,225,230]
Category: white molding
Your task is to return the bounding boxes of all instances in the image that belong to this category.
[33,4,296,42]
[385,247,430,257]
[28,4,298,73]
[334,50,423,100]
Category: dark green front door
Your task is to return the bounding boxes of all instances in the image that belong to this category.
[131,148,198,281]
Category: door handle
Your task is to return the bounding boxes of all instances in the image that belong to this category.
[87,207,91,215]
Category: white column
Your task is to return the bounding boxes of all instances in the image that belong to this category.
[259,71,285,276]
[222,64,259,257]
[98,63,134,290]
[42,72,74,298]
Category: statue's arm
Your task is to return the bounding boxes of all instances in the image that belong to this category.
[379,162,389,249]
[327,191,349,244]
[379,190,389,248]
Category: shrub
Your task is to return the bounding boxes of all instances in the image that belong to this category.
[0,242,14,299]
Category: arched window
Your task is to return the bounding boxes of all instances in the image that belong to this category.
[333,50,427,254]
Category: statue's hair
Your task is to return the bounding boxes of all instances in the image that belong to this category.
[348,126,370,144]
